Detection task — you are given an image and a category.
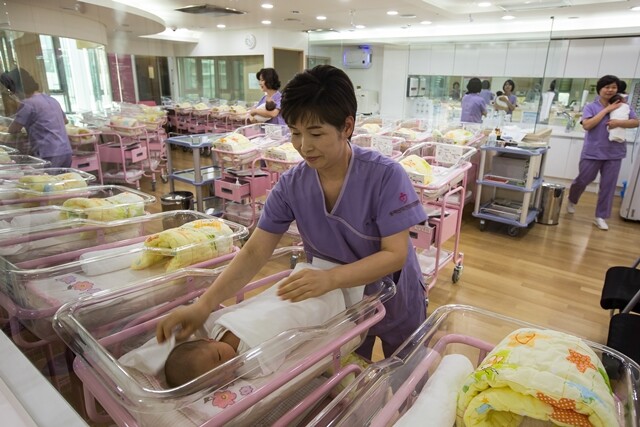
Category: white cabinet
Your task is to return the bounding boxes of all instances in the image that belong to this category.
[408,47,430,75]
[545,40,569,78]
[428,44,455,75]
[505,41,547,77]
[477,42,508,76]
[565,138,583,180]
[599,38,640,78]
[453,43,480,75]
[546,136,571,178]
[564,39,604,78]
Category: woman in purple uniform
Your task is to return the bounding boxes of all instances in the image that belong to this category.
[158,65,428,358]
[567,75,639,230]
[461,78,487,124]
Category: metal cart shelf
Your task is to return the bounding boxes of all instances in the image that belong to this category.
[165,133,225,212]
[472,145,548,236]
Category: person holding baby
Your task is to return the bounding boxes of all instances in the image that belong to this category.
[249,68,285,125]
[157,65,428,384]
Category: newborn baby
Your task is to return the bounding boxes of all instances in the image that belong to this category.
[607,94,629,143]
[163,268,346,386]
[252,100,276,123]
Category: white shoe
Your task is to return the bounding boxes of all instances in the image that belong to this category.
[566,201,576,214]
[594,217,609,230]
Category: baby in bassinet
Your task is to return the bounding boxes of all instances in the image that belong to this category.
[252,99,276,123]
[121,262,348,387]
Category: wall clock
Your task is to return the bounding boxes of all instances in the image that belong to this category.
[245,33,257,49]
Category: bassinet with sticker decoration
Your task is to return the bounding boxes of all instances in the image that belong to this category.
[53,247,396,427]
[309,304,640,427]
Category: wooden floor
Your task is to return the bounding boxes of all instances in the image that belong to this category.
[141,146,640,348]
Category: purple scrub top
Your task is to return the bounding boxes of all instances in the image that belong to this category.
[461,93,487,123]
[14,93,71,158]
[257,91,285,126]
[258,144,427,336]
[581,99,637,160]
[479,89,494,105]
[507,94,517,107]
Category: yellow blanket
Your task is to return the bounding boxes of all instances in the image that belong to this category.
[18,172,88,192]
[456,328,618,427]
[61,192,146,221]
[131,218,234,272]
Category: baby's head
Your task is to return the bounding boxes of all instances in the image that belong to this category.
[165,339,237,387]
[609,94,624,105]
[265,100,276,111]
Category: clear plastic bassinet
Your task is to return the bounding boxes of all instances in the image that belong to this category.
[309,304,640,427]
[53,247,396,427]
[0,212,248,341]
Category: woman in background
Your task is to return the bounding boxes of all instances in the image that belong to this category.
[567,75,639,230]
[502,79,518,113]
[479,80,494,105]
[249,68,285,125]
[460,78,487,123]
[8,71,71,167]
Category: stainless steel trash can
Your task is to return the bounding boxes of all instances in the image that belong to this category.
[538,183,565,225]
[160,191,194,211]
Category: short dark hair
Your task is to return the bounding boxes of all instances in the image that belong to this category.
[281,65,357,134]
[265,100,276,111]
[596,75,618,93]
[496,91,504,96]
[467,78,482,94]
[609,94,624,104]
[164,341,216,388]
[256,68,281,90]
[617,80,627,94]
[503,79,515,91]
[481,80,491,90]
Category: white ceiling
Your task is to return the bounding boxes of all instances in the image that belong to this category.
[14,0,640,44]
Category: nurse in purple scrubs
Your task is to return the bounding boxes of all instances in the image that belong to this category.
[158,65,428,358]
[567,75,639,230]
[461,78,487,123]
[502,79,518,113]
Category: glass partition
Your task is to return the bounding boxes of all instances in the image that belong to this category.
[0,30,111,117]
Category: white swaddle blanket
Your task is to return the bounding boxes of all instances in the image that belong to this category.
[119,261,347,378]
[394,354,474,427]
[609,103,630,142]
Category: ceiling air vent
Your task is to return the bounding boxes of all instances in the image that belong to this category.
[497,0,572,12]
[175,4,246,17]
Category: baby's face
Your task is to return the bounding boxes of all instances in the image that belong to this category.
[195,339,237,371]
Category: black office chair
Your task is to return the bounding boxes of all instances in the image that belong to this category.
[600,257,640,367]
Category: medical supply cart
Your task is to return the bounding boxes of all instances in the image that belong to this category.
[473,145,548,236]
[402,142,476,290]
[164,133,224,212]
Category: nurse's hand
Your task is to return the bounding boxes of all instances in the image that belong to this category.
[277,268,336,302]
[156,300,210,343]
[605,101,622,113]
[607,119,625,129]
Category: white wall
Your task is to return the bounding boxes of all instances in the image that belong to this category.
[107,36,178,57]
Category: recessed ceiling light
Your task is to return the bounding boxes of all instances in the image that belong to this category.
[478,2,491,6]
[261,3,273,9]
[262,20,271,25]
[217,24,226,28]
[632,6,640,11]
[316,15,327,20]
[502,15,515,20]
[568,16,579,19]
[355,24,365,29]
[420,20,432,25]
[387,10,399,16]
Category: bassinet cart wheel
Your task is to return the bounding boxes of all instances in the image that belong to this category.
[507,226,520,237]
[452,264,463,284]
[161,172,169,183]
[479,220,487,232]
[151,181,156,192]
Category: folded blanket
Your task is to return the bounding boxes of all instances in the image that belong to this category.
[66,125,96,142]
[213,133,254,152]
[264,143,303,162]
[444,129,474,145]
[18,172,88,192]
[61,192,146,221]
[396,354,474,427]
[130,218,234,272]
[456,328,618,427]
[400,155,433,185]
